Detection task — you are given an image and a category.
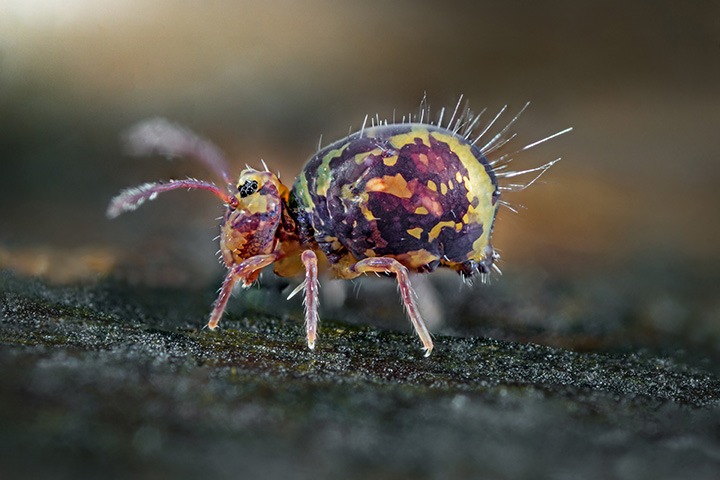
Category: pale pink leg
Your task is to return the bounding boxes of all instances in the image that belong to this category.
[207,254,277,330]
[301,250,320,350]
[351,257,434,356]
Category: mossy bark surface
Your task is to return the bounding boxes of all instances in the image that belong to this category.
[1,270,719,480]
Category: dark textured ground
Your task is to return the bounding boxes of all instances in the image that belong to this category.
[1,270,719,480]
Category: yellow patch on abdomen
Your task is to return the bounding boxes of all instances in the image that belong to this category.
[383,155,399,166]
[407,227,423,239]
[428,220,456,242]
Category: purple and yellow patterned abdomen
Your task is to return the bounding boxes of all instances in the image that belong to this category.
[290,124,499,277]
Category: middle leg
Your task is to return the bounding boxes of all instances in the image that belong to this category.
[300,250,320,350]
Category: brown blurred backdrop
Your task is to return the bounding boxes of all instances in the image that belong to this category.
[1,0,719,289]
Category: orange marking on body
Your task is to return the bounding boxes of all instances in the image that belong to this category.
[365,174,413,199]
[420,196,443,217]
[394,249,439,270]
[414,206,429,215]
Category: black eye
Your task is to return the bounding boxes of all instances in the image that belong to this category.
[238,180,259,198]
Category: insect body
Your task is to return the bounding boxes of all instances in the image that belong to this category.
[108,100,571,356]
[293,124,498,276]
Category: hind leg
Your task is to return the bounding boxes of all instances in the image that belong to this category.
[349,257,433,356]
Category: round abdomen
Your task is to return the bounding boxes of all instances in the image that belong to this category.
[292,124,499,274]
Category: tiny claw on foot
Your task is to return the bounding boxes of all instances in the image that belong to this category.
[207,309,223,330]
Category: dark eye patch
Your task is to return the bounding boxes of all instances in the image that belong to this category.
[238,180,259,198]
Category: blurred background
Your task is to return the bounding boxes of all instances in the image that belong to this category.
[1,0,719,357]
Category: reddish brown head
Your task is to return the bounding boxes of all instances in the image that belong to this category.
[219,168,290,275]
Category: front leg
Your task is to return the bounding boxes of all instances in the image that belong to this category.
[350,257,434,356]
[207,254,277,330]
